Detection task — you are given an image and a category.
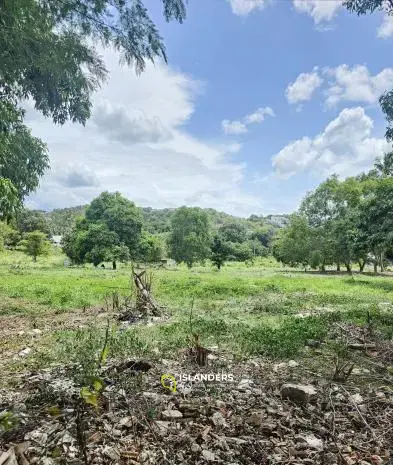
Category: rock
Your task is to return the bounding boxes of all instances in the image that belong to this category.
[288,360,299,368]
[352,367,370,375]
[154,421,170,436]
[280,383,317,404]
[237,379,253,390]
[18,348,32,357]
[349,393,364,404]
[306,339,321,348]
[103,446,120,461]
[161,409,183,420]
[202,450,216,462]
[212,411,227,428]
[191,443,201,453]
[296,434,323,451]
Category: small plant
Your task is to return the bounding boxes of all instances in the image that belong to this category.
[0,410,19,432]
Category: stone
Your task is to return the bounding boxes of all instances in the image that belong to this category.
[202,450,216,461]
[288,360,299,368]
[18,347,32,357]
[161,409,183,420]
[296,434,323,451]
[212,411,228,428]
[237,378,253,390]
[280,383,317,404]
[349,393,364,404]
[191,443,201,453]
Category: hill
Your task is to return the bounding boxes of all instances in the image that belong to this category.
[43,204,289,236]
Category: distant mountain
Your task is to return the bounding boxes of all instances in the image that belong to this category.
[43,204,289,236]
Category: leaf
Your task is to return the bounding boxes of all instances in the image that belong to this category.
[92,377,104,393]
[47,406,62,417]
[80,387,98,407]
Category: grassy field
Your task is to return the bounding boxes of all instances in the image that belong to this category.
[1,248,393,382]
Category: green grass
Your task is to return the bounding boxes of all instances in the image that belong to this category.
[1,250,393,375]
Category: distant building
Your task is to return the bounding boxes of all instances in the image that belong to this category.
[52,235,63,247]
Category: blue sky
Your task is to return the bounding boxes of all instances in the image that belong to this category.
[26,0,393,216]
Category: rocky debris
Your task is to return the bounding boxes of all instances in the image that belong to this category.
[161,409,183,420]
[1,340,393,465]
[280,383,317,404]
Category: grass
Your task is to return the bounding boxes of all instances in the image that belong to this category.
[1,250,393,379]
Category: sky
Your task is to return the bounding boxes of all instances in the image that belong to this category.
[26,0,393,217]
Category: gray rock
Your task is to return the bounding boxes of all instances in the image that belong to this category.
[281,383,317,404]
[202,450,216,461]
[161,409,183,420]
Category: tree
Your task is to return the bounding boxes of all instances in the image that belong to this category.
[344,0,393,141]
[62,192,142,268]
[211,235,230,270]
[0,178,20,222]
[219,222,248,243]
[16,209,50,235]
[137,232,165,263]
[273,214,313,269]
[169,207,211,268]
[86,192,142,254]
[357,177,393,272]
[21,230,51,262]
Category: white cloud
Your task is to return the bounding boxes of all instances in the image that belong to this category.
[324,65,393,107]
[378,14,393,38]
[221,107,275,135]
[221,120,248,135]
[293,0,342,24]
[272,107,390,178]
[25,48,263,217]
[286,68,323,105]
[227,0,267,16]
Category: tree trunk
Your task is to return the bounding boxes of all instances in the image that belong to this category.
[358,259,365,273]
[345,263,351,273]
[374,262,378,273]
[33,255,37,262]
[380,252,384,272]
[112,260,117,270]
[336,263,341,272]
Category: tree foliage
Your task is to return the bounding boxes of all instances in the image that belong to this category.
[21,230,51,261]
[168,207,211,268]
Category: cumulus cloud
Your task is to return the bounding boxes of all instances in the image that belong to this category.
[221,107,275,135]
[272,107,390,178]
[324,64,393,107]
[286,68,323,105]
[377,14,393,38]
[25,48,263,217]
[227,0,267,16]
[292,0,342,24]
[57,164,100,188]
[92,100,171,144]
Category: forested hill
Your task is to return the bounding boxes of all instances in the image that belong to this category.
[43,204,289,236]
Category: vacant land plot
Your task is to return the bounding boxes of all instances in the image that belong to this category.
[1,252,393,464]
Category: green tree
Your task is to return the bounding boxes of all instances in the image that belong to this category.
[273,214,313,269]
[62,192,142,268]
[16,209,50,235]
[21,230,51,262]
[357,177,393,272]
[137,232,165,263]
[219,222,248,243]
[169,207,211,268]
[211,235,230,270]
[0,178,20,222]
[86,192,142,254]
